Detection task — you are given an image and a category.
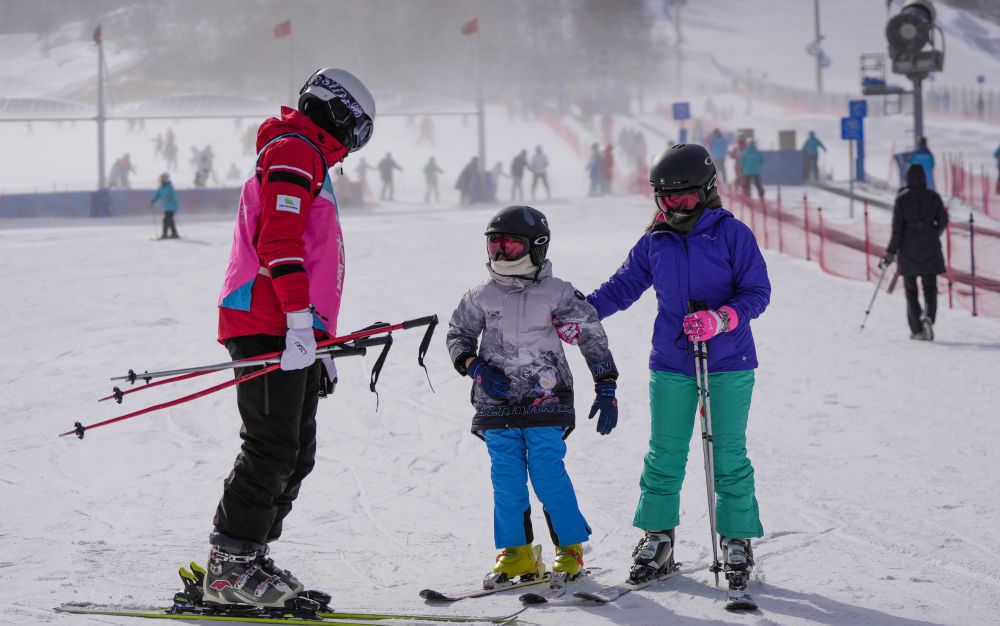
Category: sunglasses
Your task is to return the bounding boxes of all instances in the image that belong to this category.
[654,187,706,214]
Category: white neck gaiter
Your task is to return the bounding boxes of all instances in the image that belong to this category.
[490,255,538,277]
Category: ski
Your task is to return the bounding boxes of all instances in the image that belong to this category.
[518,568,598,604]
[54,602,528,624]
[725,587,757,611]
[419,572,551,602]
[571,562,681,603]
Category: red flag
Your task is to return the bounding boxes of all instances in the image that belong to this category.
[461,18,478,36]
[274,20,291,38]
[92,25,102,44]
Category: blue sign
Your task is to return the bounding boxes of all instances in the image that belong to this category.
[848,99,867,119]
[841,116,863,140]
[672,102,690,121]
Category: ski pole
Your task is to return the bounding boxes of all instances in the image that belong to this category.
[99,342,372,404]
[109,315,438,384]
[688,300,722,586]
[860,260,892,329]
[62,363,279,439]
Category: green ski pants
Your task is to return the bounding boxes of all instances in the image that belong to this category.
[633,369,763,539]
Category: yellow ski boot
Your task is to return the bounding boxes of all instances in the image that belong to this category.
[484,544,545,588]
[552,543,584,578]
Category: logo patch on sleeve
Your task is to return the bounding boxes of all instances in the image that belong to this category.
[276,195,301,214]
[574,289,586,300]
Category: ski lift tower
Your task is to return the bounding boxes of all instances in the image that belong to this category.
[884,0,945,146]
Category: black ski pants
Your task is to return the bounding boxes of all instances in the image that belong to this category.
[213,334,321,551]
[161,212,178,239]
[903,274,938,334]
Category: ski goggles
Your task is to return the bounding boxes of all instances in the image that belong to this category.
[653,187,706,214]
[300,76,373,148]
[487,234,529,261]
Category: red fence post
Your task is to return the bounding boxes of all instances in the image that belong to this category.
[863,200,871,281]
[803,192,811,261]
[761,195,769,249]
[817,206,825,271]
[777,188,784,254]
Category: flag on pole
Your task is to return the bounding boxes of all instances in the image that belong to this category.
[461,18,478,36]
[92,25,102,44]
[274,20,291,38]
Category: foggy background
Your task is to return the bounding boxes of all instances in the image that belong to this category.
[0,0,663,106]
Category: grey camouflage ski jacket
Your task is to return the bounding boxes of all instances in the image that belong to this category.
[447,260,618,436]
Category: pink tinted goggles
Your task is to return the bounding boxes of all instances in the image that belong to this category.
[487,234,528,261]
[654,188,705,214]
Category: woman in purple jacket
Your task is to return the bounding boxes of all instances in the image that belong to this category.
[586,144,770,598]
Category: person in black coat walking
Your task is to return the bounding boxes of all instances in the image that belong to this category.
[882,163,949,340]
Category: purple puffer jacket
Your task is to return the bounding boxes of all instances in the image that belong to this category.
[587,208,770,376]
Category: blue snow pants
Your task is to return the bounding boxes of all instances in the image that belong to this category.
[633,369,763,539]
[483,427,592,549]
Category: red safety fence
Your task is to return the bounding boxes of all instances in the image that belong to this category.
[943,153,995,218]
[721,185,1000,319]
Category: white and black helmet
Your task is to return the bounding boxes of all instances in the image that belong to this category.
[297,68,375,153]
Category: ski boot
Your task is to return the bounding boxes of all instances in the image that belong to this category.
[721,537,756,610]
[258,546,305,594]
[552,543,584,578]
[921,315,934,341]
[628,529,675,584]
[484,544,545,588]
[202,547,298,607]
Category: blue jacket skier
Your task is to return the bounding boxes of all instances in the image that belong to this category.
[151,173,179,239]
[586,143,770,600]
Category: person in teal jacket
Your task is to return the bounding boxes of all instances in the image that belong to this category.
[740,140,764,199]
[151,172,179,239]
[906,137,935,191]
[801,131,826,182]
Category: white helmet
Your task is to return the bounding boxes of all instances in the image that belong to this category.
[297,68,375,152]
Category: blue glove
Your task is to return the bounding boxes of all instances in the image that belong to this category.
[588,380,618,435]
[467,357,511,400]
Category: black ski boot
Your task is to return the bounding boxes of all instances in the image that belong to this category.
[628,529,675,584]
[721,537,757,610]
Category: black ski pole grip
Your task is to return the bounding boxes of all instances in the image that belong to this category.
[686,300,708,314]
[402,314,438,330]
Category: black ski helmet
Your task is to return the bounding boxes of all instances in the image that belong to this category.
[298,68,375,153]
[649,143,717,193]
[484,205,551,267]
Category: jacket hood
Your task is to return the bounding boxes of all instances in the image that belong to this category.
[257,106,349,165]
[904,163,927,188]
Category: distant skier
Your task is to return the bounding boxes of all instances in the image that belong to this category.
[529,145,550,201]
[740,140,765,199]
[598,144,614,195]
[906,136,936,190]
[585,143,601,196]
[994,143,1000,195]
[881,163,948,341]
[510,149,528,201]
[423,156,443,203]
[801,130,827,183]
[108,153,135,189]
[708,129,729,185]
[455,156,480,206]
[446,205,619,585]
[377,152,402,200]
[210,67,375,608]
[150,172,179,239]
[585,144,770,604]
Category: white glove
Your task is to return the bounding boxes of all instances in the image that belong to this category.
[280,309,316,371]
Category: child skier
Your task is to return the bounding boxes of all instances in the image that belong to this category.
[446,205,620,587]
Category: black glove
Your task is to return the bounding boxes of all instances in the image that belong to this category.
[467,357,511,400]
[588,380,618,435]
[879,252,895,270]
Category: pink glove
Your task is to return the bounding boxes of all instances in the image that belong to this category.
[554,316,580,345]
[683,305,739,342]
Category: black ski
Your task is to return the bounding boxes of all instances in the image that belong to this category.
[571,562,681,603]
